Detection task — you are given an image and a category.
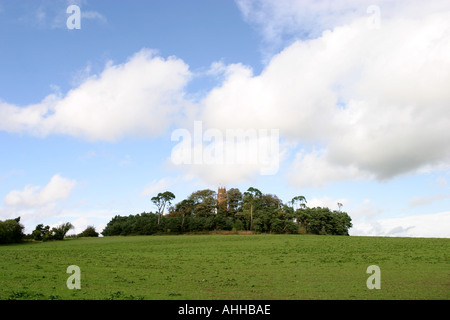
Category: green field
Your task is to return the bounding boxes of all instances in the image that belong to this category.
[0,234,448,300]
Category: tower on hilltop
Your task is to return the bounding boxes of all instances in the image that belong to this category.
[217,186,227,209]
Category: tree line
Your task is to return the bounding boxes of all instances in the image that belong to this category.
[0,218,99,245]
[102,187,352,236]
[0,187,353,244]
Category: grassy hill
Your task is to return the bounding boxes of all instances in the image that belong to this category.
[0,234,448,300]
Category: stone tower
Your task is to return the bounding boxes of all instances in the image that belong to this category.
[217,186,227,210]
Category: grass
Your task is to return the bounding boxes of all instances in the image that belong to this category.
[0,234,448,300]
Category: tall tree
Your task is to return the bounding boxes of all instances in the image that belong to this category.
[175,199,194,231]
[291,195,307,227]
[188,189,217,216]
[244,187,262,231]
[151,191,176,225]
[291,195,307,210]
[226,188,243,217]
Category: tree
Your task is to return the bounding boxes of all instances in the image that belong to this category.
[0,217,25,244]
[250,193,281,233]
[188,189,217,217]
[174,199,194,232]
[270,218,297,234]
[304,207,326,234]
[243,187,262,231]
[333,211,352,235]
[226,188,243,217]
[291,196,307,210]
[52,222,74,240]
[151,191,176,225]
[303,207,352,235]
[32,224,51,241]
[297,210,310,233]
[99,189,353,237]
[78,226,99,237]
[101,213,159,236]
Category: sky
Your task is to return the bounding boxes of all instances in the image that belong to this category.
[0,0,449,238]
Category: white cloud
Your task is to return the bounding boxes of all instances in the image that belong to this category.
[408,194,450,207]
[2,2,450,188]
[306,196,349,211]
[350,211,450,238]
[350,199,383,222]
[15,208,116,235]
[60,216,105,236]
[236,0,379,61]
[81,10,107,24]
[0,174,77,231]
[140,178,173,197]
[0,49,191,141]
[236,0,450,57]
[197,3,450,187]
[4,174,76,208]
[288,149,370,188]
[169,124,288,185]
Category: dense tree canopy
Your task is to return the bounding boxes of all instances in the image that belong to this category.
[188,189,217,216]
[0,217,24,244]
[31,222,74,241]
[101,188,353,236]
[0,188,353,244]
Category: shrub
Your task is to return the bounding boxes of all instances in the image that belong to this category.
[32,224,51,241]
[0,217,25,244]
[78,226,99,237]
[51,222,74,240]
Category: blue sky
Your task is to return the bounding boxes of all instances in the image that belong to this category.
[0,0,449,237]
